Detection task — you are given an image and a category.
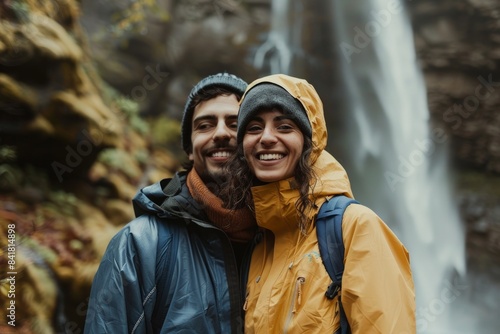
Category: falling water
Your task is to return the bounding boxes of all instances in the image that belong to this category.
[328,1,469,332]
[253,1,299,74]
[254,0,471,332]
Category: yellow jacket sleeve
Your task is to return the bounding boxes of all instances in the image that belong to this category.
[341,204,416,334]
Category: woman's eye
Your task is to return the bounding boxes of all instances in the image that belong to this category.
[246,124,262,133]
[277,123,294,131]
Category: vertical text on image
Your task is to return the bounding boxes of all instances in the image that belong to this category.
[6,223,17,327]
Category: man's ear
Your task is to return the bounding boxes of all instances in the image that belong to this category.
[188,153,194,161]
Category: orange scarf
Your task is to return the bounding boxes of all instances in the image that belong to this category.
[186,168,256,243]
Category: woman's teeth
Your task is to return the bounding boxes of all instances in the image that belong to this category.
[259,154,284,161]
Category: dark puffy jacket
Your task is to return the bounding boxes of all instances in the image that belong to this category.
[84,172,245,333]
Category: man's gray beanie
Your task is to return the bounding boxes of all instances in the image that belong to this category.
[237,83,312,143]
[181,73,248,153]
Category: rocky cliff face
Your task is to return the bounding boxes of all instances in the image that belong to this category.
[409,0,500,273]
[409,0,500,174]
[0,1,178,332]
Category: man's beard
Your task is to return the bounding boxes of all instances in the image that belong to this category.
[199,169,227,197]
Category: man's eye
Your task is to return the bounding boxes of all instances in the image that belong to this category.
[229,122,238,130]
[197,123,214,130]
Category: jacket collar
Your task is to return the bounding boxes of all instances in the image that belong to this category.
[249,149,355,239]
[251,177,303,236]
[132,171,208,223]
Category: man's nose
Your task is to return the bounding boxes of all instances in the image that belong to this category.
[213,123,231,141]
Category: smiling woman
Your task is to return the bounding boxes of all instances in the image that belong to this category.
[242,109,304,183]
[221,74,416,334]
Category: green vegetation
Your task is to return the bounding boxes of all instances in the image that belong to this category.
[114,96,149,134]
[47,190,78,216]
[9,0,30,22]
[0,145,17,162]
[98,148,140,179]
[456,167,500,198]
[149,116,181,147]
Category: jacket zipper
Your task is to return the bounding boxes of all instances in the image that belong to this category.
[283,277,305,333]
[243,290,249,311]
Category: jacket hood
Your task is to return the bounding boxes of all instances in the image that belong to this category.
[241,74,327,165]
[132,172,206,222]
[133,181,167,217]
[243,74,353,232]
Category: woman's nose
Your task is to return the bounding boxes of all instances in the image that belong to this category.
[260,127,277,146]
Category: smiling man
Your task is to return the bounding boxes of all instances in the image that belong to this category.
[188,93,239,183]
[84,73,256,334]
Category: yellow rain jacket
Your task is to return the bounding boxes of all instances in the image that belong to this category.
[242,74,416,334]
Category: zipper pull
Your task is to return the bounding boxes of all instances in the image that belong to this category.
[243,291,249,311]
[292,277,305,313]
[297,277,305,305]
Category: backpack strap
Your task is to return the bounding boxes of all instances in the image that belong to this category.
[152,222,179,331]
[316,195,358,334]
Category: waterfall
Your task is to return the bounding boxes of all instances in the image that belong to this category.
[254,0,470,332]
[328,1,468,332]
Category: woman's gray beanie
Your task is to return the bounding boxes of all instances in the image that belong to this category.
[237,83,312,143]
[181,73,247,153]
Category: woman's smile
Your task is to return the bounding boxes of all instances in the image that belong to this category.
[243,109,304,183]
